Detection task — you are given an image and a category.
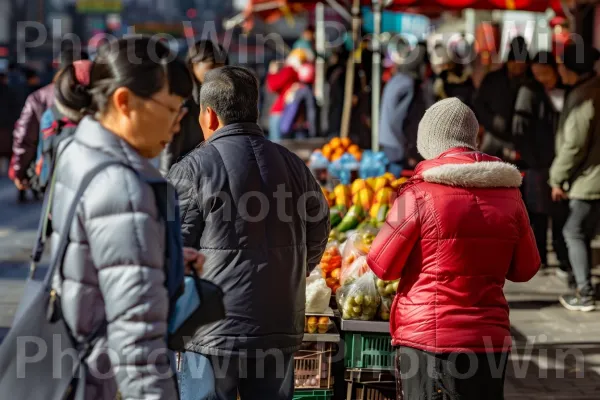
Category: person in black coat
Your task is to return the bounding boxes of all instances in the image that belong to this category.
[168,66,330,399]
[474,36,530,158]
[159,40,227,176]
[512,51,571,277]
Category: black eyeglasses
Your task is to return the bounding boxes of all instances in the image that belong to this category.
[148,97,187,121]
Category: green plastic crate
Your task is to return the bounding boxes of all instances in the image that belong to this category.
[293,389,333,400]
[344,332,394,370]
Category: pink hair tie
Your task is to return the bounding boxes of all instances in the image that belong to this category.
[72,60,92,87]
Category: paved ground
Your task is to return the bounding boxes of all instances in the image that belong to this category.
[1,175,599,398]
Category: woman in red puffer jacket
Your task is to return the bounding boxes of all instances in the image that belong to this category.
[367,98,540,400]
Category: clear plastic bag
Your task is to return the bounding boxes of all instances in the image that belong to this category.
[336,271,381,320]
[375,277,400,299]
[340,233,368,286]
[379,296,392,321]
[340,255,369,287]
[306,267,332,313]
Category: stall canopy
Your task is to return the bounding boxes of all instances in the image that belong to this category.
[245,0,565,20]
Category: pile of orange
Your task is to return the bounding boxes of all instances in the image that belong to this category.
[321,137,362,162]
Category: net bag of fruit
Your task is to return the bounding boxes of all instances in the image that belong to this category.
[336,271,381,320]
[306,266,332,313]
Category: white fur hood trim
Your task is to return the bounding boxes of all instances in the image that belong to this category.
[421,161,522,188]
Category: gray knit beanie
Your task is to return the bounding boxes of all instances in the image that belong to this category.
[417,97,479,160]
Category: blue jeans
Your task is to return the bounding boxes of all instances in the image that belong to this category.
[178,352,295,400]
[178,353,217,400]
[269,113,282,142]
[563,199,600,297]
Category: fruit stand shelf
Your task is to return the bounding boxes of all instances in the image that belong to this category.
[303,324,341,343]
[306,307,335,317]
[303,333,341,343]
[340,319,389,334]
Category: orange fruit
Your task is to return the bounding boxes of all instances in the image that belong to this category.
[331,148,344,161]
[330,137,342,149]
[348,144,360,153]
[341,138,351,149]
[350,151,362,161]
[322,144,333,160]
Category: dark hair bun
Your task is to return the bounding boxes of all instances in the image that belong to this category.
[54,64,93,118]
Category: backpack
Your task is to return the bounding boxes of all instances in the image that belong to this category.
[32,105,78,192]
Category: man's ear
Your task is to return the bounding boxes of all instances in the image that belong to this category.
[206,106,220,131]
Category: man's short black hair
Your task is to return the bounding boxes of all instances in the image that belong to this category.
[187,40,228,66]
[200,66,259,125]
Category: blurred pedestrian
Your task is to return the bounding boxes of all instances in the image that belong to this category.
[293,25,316,61]
[326,47,349,137]
[474,36,530,159]
[9,47,87,202]
[30,60,93,192]
[368,98,540,400]
[433,48,475,109]
[0,73,19,175]
[266,49,306,141]
[551,44,600,312]
[159,40,227,176]
[380,42,431,174]
[512,51,571,278]
[168,66,330,400]
[48,36,198,399]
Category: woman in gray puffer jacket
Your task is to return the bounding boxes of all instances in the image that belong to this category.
[49,37,201,399]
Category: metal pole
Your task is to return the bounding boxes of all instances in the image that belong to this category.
[340,0,361,139]
[315,2,325,107]
[371,0,382,151]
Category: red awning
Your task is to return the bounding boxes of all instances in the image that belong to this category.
[246,0,565,22]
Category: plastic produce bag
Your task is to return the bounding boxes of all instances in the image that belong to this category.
[306,267,332,313]
[379,296,392,321]
[339,231,375,286]
[340,255,369,287]
[336,271,381,320]
[375,277,400,299]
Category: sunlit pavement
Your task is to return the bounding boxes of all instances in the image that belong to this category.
[1,175,599,397]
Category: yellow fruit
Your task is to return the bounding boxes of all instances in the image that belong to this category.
[321,187,334,207]
[366,177,377,190]
[334,184,351,208]
[383,172,395,181]
[353,187,374,210]
[374,187,395,205]
[351,179,367,195]
[372,176,392,192]
[370,203,381,219]
[391,177,408,190]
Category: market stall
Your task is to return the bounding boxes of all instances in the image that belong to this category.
[234,0,567,152]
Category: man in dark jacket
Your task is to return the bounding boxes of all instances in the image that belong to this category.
[159,40,227,176]
[551,44,600,312]
[168,66,330,399]
[474,36,529,158]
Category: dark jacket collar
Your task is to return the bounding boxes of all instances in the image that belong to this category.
[74,116,164,181]
[206,122,265,144]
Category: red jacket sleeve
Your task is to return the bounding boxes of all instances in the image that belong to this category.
[266,66,297,93]
[507,200,541,282]
[9,94,41,180]
[367,188,420,281]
